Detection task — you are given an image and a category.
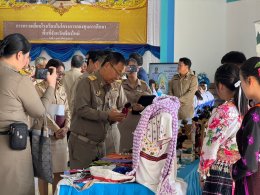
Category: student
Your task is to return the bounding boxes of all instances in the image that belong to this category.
[199,64,248,195]
[232,57,260,195]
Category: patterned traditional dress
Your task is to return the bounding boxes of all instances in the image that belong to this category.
[232,106,260,195]
[128,96,187,195]
[199,101,242,195]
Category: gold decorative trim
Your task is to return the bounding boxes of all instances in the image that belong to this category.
[94,0,147,9]
[49,3,73,16]
[0,0,146,11]
[0,0,31,9]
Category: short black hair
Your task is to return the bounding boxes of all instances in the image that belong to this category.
[101,52,126,67]
[129,53,143,66]
[88,50,105,65]
[126,58,138,65]
[149,79,156,86]
[179,57,192,68]
[71,55,84,68]
[221,51,246,65]
[0,33,31,58]
[46,59,65,70]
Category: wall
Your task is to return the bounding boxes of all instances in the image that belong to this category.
[174,0,226,81]
[226,0,260,58]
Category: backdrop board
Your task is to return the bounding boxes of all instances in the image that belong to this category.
[0,0,147,44]
[148,63,178,94]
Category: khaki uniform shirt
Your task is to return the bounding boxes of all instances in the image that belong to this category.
[32,81,71,132]
[70,71,127,142]
[168,72,198,120]
[0,61,55,131]
[122,79,152,105]
[63,68,82,111]
[70,71,90,114]
[0,61,54,194]
[32,81,70,172]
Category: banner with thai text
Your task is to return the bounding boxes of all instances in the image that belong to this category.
[0,1,147,44]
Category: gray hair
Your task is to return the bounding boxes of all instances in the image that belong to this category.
[35,56,47,66]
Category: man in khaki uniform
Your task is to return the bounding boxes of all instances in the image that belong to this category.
[63,55,85,111]
[70,51,105,114]
[168,57,198,120]
[69,52,127,169]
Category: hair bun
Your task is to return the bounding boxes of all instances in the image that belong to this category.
[0,40,7,57]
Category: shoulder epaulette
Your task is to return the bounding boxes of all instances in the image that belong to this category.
[19,69,29,76]
[87,75,97,81]
[140,80,146,84]
[115,79,122,83]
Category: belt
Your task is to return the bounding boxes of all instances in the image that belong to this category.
[71,132,103,145]
[0,130,9,135]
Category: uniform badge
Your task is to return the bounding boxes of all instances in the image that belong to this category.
[95,90,101,97]
[88,75,97,81]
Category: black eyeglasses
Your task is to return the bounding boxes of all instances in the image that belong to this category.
[109,63,124,77]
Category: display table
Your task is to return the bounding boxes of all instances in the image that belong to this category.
[58,160,201,195]
[177,159,202,195]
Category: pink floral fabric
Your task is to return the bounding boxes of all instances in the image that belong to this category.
[199,101,242,175]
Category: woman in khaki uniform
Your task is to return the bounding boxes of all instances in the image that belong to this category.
[0,33,57,195]
[32,59,70,194]
[118,58,152,152]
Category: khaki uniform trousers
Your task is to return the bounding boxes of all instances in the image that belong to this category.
[118,113,141,153]
[68,132,105,169]
[104,123,120,154]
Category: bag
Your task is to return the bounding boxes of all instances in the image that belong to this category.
[9,123,28,150]
[31,116,53,183]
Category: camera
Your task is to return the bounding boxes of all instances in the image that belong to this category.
[35,68,52,79]
[127,65,138,73]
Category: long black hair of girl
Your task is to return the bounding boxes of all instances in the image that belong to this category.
[215,63,248,116]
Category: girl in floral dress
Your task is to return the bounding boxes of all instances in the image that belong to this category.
[232,57,260,195]
[199,64,248,194]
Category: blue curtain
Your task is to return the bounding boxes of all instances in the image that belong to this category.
[30,44,160,61]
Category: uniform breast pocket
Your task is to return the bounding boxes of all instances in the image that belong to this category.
[108,90,119,107]
[59,93,66,104]
[95,97,103,110]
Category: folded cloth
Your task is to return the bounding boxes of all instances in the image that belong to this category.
[90,165,135,183]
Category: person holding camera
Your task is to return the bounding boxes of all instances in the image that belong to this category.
[0,33,57,195]
[122,58,151,107]
[118,58,152,152]
[32,59,70,194]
